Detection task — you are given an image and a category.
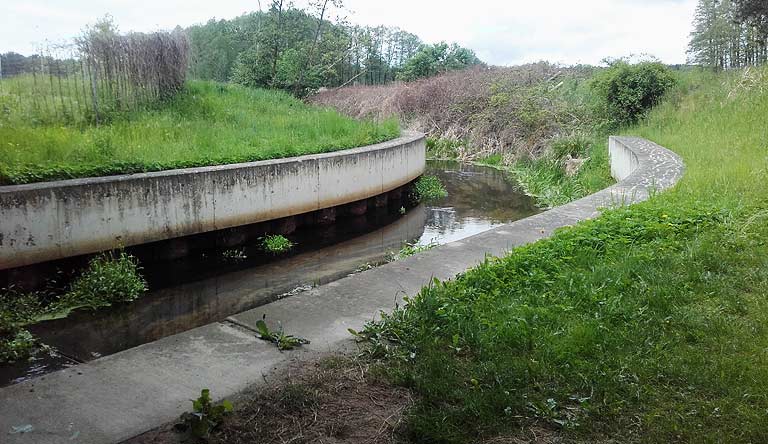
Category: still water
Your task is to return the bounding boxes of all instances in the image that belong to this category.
[1,160,539,386]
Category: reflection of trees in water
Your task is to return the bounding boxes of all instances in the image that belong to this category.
[425,207,458,235]
[425,161,540,225]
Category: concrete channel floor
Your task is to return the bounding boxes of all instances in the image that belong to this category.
[0,137,683,444]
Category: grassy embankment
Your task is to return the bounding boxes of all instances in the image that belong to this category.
[0,79,399,185]
[357,68,768,442]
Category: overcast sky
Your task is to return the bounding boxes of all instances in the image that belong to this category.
[0,0,697,66]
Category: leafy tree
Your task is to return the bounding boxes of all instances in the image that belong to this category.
[689,0,768,68]
[397,42,482,81]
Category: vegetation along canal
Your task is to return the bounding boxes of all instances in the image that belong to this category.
[0,160,540,387]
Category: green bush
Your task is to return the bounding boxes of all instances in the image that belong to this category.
[591,61,677,126]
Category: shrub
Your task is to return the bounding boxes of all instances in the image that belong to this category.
[590,61,677,126]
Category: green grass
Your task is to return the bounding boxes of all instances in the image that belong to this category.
[0,80,400,185]
[359,67,768,443]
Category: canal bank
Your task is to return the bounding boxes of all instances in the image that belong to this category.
[0,137,683,444]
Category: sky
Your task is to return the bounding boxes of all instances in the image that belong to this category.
[0,0,698,66]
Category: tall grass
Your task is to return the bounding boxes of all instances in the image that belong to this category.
[358,67,768,443]
[0,26,188,125]
[0,81,400,184]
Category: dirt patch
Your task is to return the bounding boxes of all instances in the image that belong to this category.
[125,354,412,444]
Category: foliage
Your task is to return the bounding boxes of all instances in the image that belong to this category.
[43,251,147,319]
[0,81,400,185]
[590,61,677,125]
[260,234,295,254]
[689,0,768,69]
[187,5,439,92]
[254,316,310,350]
[396,42,482,81]
[0,330,36,364]
[180,389,234,438]
[312,63,602,160]
[412,175,448,201]
[354,67,768,443]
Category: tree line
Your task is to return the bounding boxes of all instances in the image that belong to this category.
[689,0,768,68]
[185,1,481,94]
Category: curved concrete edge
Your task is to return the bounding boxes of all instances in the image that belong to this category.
[0,131,426,270]
[0,137,684,444]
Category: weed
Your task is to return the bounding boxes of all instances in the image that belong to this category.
[41,251,147,320]
[412,175,448,202]
[221,248,248,262]
[260,234,295,254]
[179,389,234,439]
[387,241,438,262]
[254,315,310,351]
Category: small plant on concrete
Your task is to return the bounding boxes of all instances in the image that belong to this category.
[180,388,233,438]
[260,234,295,254]
[387,241,439,262]
[254,315,310,351]
[413,175,448,201]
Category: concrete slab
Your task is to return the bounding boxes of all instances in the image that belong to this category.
[0,137,684,444]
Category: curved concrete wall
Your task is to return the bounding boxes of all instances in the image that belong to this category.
[0,132,426,270]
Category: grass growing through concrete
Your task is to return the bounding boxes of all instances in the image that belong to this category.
[358,67,768,443]
[0,80,400,185]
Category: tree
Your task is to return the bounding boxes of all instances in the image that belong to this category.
[397,42,482,81]
[688,0,768,68]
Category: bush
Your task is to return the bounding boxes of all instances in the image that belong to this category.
[591,61,677,126]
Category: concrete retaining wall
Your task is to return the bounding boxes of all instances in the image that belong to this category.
[0,132,426,270]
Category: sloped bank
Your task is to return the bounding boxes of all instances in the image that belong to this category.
[0,136,683,444]
[0,131,426,271]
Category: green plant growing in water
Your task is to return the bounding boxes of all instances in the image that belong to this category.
[254,315,310,351]
[413,175,448,201]
[42,251,147,320]
[221,248,248,262]
[260,234,295,254]
[180,389,234,438]
[387,241,439,262]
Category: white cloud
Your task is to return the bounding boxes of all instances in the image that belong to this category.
[1,0,697,65]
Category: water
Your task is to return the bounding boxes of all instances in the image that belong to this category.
[0,160,539,386]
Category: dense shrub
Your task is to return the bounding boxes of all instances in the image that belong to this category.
[311,63,598,160]
[590,61,677,125]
